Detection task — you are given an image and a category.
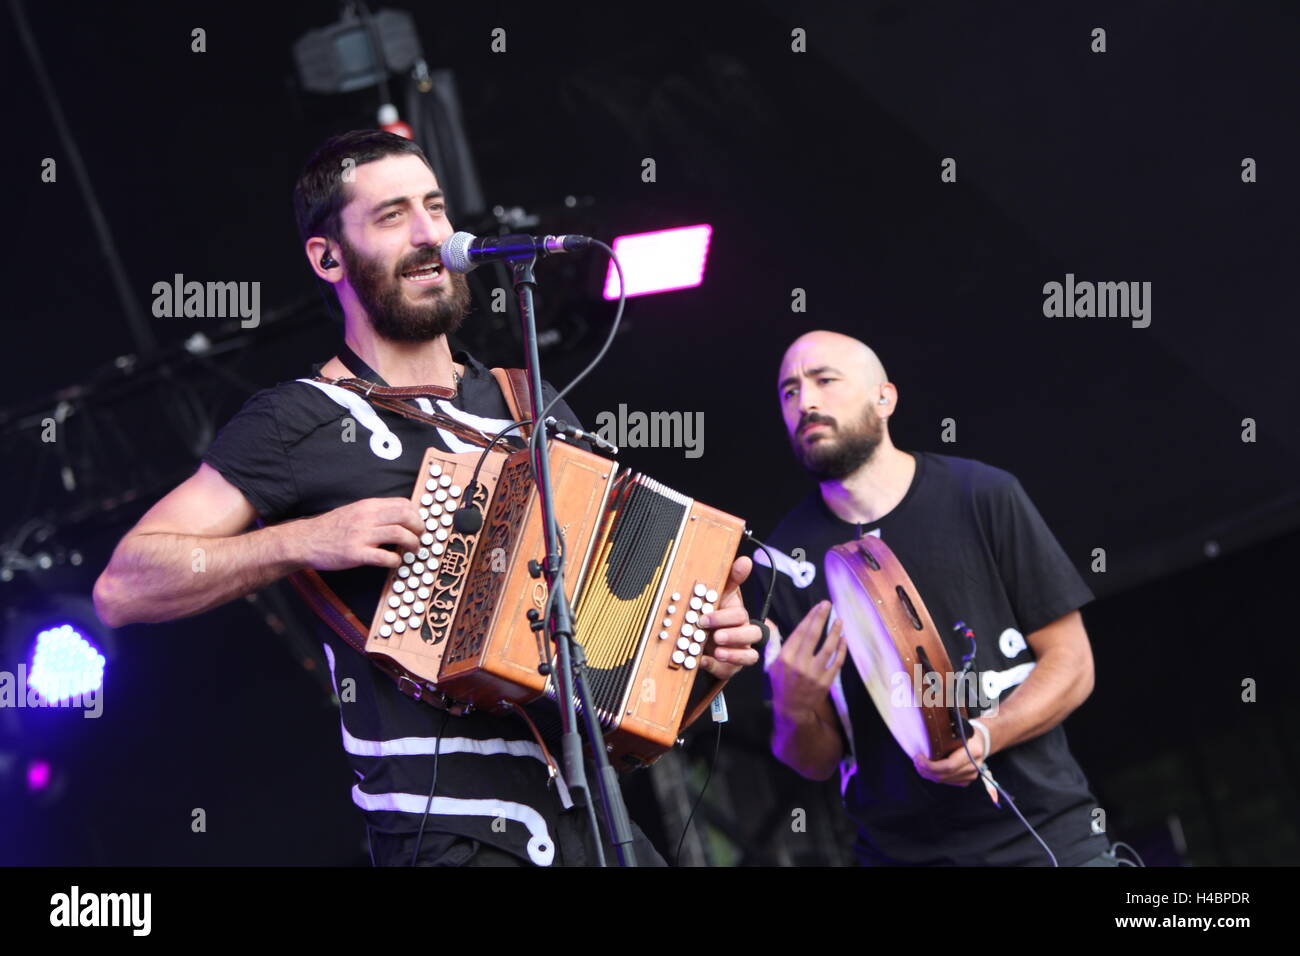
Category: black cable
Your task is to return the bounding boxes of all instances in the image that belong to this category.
[947,622,1059,867]
[741,532,781,627]
[673,719,723,866]
[409,708,451,866]
[525,240,626,482]
[1110,840,1146,867]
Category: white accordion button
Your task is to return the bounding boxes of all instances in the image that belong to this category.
[430,543,445,557]
[421,493,434,507]
[421,571,434,585]
[420,532,434,546]
[398,605,410,618]
[438,474,452,488]
[428,501,443,516]
[379,624,392,638]
[392,580,406,594]
[689,597,703,610]
[683,657,697,670]
[387,596,401,609]
[666,605,677,614]
[417,548,430,560]
[425,479,438,491]
[412,601,426,615]
[403,552,415,565]
[393,620,406,633]
[425,518,438,531]
[434,489,448,503]
[702,603,715,614]
[685,610,699,624]
[672,650,686,665]
[439,513,453,527]
[681,623,695,638]
[688,642,701,656]
[705,589,718,604]
[417,586,431,600]
[658,630,669,640]
[419,507,429,520]
[662,617,673,628]
[671,592,681,602]
[676,637,690,650]
[383,610,396,623]
[448,484,462,498]
[397,566,410,579]
[429,463,442,477]
[435,528,449,542]
[693,583,707,597]
[411,562,425,574]
[402,591,415,604]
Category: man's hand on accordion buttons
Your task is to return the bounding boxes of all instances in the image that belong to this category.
[292,498,425,571]
[697,556,764,681]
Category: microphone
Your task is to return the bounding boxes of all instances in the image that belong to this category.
[545,417,619,455]
[439,231,592,273]
[451,481,484,534]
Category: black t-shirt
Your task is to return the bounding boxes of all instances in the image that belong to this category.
[746,451,1109,866]
[202,349,583,866]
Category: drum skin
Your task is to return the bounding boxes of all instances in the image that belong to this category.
[824,536,968,761]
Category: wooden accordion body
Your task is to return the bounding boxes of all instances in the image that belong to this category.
[365,439,744,768]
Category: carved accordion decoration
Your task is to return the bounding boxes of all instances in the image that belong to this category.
[365,440,745,768]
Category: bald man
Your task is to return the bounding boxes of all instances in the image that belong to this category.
[746,330,1119,867]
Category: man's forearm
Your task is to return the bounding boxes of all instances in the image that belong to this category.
[771,706,843,781]
[978,644,1093,755]
[94,523,305,628]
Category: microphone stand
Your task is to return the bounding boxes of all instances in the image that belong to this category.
[509,255,638,867]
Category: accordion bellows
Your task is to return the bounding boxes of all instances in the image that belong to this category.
[366,439,744,768]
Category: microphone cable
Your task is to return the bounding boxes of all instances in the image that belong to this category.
[948,621,1059,867]
[409,708,452,866]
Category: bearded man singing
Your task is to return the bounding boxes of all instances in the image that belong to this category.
[93,130,762,866]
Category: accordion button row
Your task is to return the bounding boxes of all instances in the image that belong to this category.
[666,583,713,670]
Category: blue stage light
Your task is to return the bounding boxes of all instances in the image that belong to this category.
[27,624,105,703]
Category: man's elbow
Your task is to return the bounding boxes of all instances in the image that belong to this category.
[92,571,130,629]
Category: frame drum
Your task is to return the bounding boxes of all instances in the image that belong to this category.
[824,536,967,761]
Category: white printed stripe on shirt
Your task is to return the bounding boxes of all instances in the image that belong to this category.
[321,642,550,766]
[351,786,556,866]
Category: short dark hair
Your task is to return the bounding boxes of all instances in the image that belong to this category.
[292,129,436,245]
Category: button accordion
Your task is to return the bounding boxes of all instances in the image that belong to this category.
[365,439,745,768]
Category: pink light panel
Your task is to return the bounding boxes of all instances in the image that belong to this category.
[603,224,712,299]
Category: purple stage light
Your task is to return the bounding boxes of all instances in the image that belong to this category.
[28,624,106,703]
[602,224,712,299]
[27,759,51,791]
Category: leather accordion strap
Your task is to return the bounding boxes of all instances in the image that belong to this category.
[284,566,468,714]
[489,367,534,439]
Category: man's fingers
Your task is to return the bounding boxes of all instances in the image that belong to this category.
[722,555,752,600]
[362,547,403,569]
[373,524,422,554]
[811,616,843,664]
[793,601,833,660]
[374,498,425,536]
[819,625,849,682]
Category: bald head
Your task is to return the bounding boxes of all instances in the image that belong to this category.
[779,331,887,393]
[777,331,897,480]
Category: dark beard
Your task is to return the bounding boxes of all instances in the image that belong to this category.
[791,407,883,480]
[337,235,471,343]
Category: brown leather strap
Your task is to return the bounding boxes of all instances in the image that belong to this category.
[328,374,457,401]
[316,376,494,447]
[489,367,534,439]
[285,566,468,714]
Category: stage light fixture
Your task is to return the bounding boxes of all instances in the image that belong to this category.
[602,224,713,299]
